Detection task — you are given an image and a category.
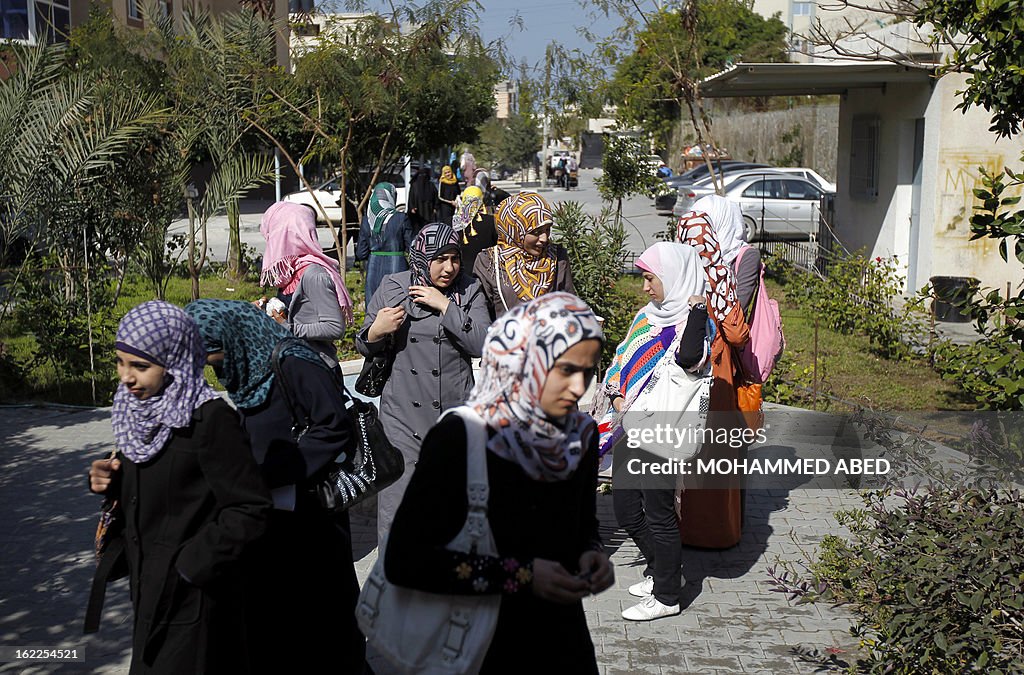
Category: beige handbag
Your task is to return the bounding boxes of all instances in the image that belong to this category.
[356,407,500,674]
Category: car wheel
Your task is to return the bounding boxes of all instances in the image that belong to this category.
[743,215,760,242]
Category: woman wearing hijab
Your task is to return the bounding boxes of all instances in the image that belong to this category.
[475,170,510,212]
[184,299,367,675]
[357,222,491,541]
[406,166,438,235]
[591,242,713,621]
[437,166,460,226]
[88,301,271,674]
[691,194,761,321]
[452,185,497,273]
[674,209,751,550]
[385,292,614,673]
[356,182,414,307]
[460,150,477,187]
[471,191,576,320]
[260,201,354,363]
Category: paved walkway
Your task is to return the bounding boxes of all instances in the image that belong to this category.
[0,403,862,674]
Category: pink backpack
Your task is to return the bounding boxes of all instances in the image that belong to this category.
[735,246,784,383]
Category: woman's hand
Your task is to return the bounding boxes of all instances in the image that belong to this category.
[409,285,451,315]
[89,457,121,494]
[688,294,706,307]
[367,306,407,342]
[531,559,589,604]
[612,396,624,413]
[577,550,614,595]
[269,308,287,325]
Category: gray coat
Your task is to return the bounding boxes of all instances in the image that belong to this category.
[356,270,490,538]
[286,265,345,361]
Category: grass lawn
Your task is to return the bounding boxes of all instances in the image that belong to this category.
[767,279,972,412]
[0,268,368,405]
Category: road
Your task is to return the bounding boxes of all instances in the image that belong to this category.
[166,169,674,269]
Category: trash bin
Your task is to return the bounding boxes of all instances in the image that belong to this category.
[930,276,979,323]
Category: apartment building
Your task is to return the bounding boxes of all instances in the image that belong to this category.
[4,1,288,64]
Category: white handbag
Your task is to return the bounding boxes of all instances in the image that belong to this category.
[622,329,713,462]
[356,406,500,674]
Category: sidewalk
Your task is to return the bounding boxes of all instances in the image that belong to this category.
[0,403,862,674]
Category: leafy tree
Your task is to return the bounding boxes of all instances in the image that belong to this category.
[256,3,499,266]
[0,41,167,401]
[595,135,663,226]
[608,2,787,148]
[475,112,541,176]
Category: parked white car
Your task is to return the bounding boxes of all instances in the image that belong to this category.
[728,175,825,240]
[676,174,824,240]
[283,172,408,226]
[673,167,835,219]
[764,167,836,193]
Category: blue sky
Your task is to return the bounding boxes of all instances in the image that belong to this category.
[316,0,625,74]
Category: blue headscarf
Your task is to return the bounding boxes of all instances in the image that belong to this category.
[185,299,326,410]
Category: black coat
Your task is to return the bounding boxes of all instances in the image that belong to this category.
[116,399,271,674]
[385,414,602,673]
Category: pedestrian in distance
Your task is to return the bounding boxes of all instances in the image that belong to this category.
[406,166,438,235]
[384,292,614,673]
[259,201,355,363]
[87,301,271,674]
[472,191,576,320]
[355,182,414,309]
[356,222,491,542]
[185,299,368,675]
[437,165,460,226]
[591,242,715,621]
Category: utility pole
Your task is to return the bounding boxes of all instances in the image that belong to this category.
[541,44,552,189]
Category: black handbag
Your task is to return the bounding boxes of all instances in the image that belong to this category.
[354,339,394,398]
[270,340,405,513]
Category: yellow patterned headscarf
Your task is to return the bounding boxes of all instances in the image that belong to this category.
[452,186,486,242]
[494,191,557,301]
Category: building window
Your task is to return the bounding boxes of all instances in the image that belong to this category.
[1,0,30,40]
[793,1,812,15]
[850,115,880,200]
[2,0,69,43]
[293,22,319,37]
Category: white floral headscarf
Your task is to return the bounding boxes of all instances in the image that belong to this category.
[466,293,604,482]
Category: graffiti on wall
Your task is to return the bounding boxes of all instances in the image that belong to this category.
[936,152,1023,282]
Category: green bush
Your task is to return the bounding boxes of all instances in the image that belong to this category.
[786,252,926,360]
[552,201,638,364]
[770,486,1024,673]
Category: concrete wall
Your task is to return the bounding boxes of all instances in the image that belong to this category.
[675,102,839,181]
[836,73,1024,294]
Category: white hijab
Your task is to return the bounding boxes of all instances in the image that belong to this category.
[636,242,706,328]
[692,194,745,265]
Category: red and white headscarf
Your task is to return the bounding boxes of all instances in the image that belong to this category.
[677,211,738,323]
[260,201,353,325]
[467,292,604,482]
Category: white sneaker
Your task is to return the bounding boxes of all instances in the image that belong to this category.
[628,576,654,598]
[622,595,681,621]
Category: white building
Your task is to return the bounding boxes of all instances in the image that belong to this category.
[493,80,519,119]
[701,36,1024,295]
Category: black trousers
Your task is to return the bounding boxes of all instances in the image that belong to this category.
[613,487,682,606]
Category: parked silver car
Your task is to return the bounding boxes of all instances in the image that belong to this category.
[674,167,835,218]
[676,174,825,240]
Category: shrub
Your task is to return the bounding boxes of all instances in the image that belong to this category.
[551,201,637,364]
[770,486,1024,673]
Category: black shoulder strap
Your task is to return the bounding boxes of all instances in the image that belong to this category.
[270,339,311,433]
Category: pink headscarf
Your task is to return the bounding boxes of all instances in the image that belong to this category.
[260,202,354,325]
